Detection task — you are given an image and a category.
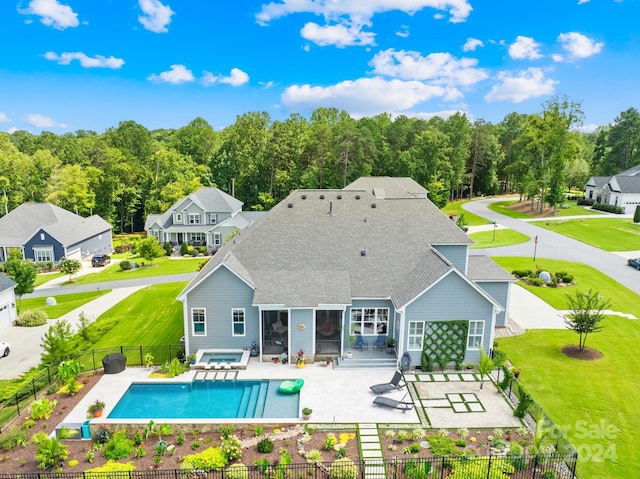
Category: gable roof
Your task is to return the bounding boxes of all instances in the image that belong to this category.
[145,187,243,230]
[346,176,429,199]
[586,176,611,189]
[0,273,16,293]
[608,175,640,194]
[180,178,481,309]
[0,203,111,248]
[466,255,516,282]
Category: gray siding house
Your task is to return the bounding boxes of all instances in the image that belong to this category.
[177,177,513,369]
[145,187,264,253]
[585,164,640,213]
[0,203,112,263]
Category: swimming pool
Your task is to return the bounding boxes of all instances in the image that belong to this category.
[108,380,299,419]
[200,352,243,364]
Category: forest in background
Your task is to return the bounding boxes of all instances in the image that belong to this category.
[1,95,639,233]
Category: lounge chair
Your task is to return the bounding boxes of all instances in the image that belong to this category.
[373,395,414,412]
[355,334,369,350]
[370,371,405,394]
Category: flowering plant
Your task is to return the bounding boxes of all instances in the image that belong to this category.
[296,349,305,364]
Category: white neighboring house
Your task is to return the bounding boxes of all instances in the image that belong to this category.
[585,164,640,213]
[144,187,265,253]
[0,274,17,332]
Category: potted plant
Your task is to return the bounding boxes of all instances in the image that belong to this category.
[385,337,396,353]
[296,349,306,368]
[511,367,521,379]
[302,407,313,420]
[87,399,105,418]
[319,357,330,367]
[187,353,197,365]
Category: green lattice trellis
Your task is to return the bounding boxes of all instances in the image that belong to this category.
[420,321,468,371]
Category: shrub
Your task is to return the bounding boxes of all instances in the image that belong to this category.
[181,446,228,471]
[227,463,249,479]
[542,471,557,479]
[164,242,172,255]
[0,426,28,450]
[102,430,134,460]
[635,205,640,223]
[180,242,189,256]
[511,269,533,278]
[324,433,338,450]
[426,435,457,456]
[408,443,422,453]
[256,437,273,453]
[30,398,58,420]
[329,457,358,479]
[306,449,323,463]
[577,198,594,206]
[562,274,573,283]
[86,460,136,474]
[221,435,243,461]
[114,243,133,254]
[455,439,467,447]
[16,309,48,327]
[119,261,131,271]
[514,385,534,418]
[527,278,544,287]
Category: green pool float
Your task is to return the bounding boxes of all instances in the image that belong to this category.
[278,378,304,394]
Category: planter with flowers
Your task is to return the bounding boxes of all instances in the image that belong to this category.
[296,349,306,368]
[87,399,105,418]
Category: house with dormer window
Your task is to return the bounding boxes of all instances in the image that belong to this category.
[144,187,264,253]
[585,164,640,213]
[177,177,514,369]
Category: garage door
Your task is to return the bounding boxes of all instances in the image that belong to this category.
[66,248,81,260]
[0,303,11,332]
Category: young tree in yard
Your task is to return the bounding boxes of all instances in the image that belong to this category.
[634,205,640,223]
[137,236,166,263]
[564,289,611,351]
[41,320,73,364]
[477,345,496,390]
[59,257,81,283]
[4,259,36,306]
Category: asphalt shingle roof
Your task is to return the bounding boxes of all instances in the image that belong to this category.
[466,255,516,282]
[0,273,16,292]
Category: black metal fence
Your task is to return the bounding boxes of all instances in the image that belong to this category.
[0,454,577,479]
[0,345,183,419]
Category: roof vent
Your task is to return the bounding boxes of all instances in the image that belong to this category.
[337,194,342,200]
[319,194,325,199]
[287,203,293,208]
[301,194,307,200]
[355,195,360,200]
[371,203,377,208]
[361,249,366,256]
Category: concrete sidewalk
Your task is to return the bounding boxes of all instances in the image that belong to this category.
[0,286,143,380]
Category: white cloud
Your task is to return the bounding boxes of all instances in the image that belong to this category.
[509,36,543,60]
[555,32,603,62]
[462,37,483,52]
[370,49,488,87]
[257,0,472,25]
[301,21,376,47]
[138,0,174,33]
[26,114,67,129]
[576,124,599,133]
[484,68,557,103]
[259,80,277,88]
[147,64,195,84]
[0,113,9,122]
[201,68,249,87]
[7,127,18,134]
[44,51,125,69]
[282,77,454,116]
[577,0,590,4]
[396,25,410,38]
[19,0,79,29]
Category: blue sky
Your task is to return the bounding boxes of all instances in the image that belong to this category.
[1,0,637,134]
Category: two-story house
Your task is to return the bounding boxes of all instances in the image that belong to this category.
[177,177,514,370]
[144,188,264,253]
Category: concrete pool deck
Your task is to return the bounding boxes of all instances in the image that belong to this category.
[63,358,523,430]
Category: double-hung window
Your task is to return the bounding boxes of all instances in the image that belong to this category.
[408,321,425,350]
[349,307,389,335]
[210,213,217,224]
[467,321,484,349]
[192,308,206,335]
[232,309,245,336]
[188,213,201,225]
[213,232,222,246]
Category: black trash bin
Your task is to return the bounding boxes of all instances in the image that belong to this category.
[102,353,127,374]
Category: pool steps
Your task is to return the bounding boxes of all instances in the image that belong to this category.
[193,370,238,381]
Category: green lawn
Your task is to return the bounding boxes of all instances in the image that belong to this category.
[91,282,186,348]
[488,200,604,218]
[468,229,530,249]
[493,256,639,479]
[17,290,111,318]
[534,218,640,251]
[33,272,65,287]
[67,256,205,285]
[442,200,488,226]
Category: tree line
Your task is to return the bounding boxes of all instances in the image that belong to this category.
[1,95,639,232]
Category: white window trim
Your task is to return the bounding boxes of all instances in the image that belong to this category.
[175,213,182,223]
[213,232,222,246]
[188,213,201,225]
[33,246,53,262]
[349,307,389,335]
[210,213,217,224]
[232,308,245,337]
[467,320,484,349]
[191,308,206,336]
[408,321,424,351]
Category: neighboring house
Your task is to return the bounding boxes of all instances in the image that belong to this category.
[0,203,112,263]
[177,177,514,369]
[0,274,17,332]
[144,187,264,253]
[585,164,640,213]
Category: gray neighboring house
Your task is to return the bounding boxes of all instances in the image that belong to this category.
[0,274,17,332]
[0,203,112,263]
[585,164,640,213]
[177,177,514,369]
[145,187,264,253]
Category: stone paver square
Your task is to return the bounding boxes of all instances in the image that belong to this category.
[447,374,462,381]
[421,398,450,407]
[452,402,468,413]
[447,393,464,402]
[416,374,432,381]
[432,374,446,381]
[469,402,485,412]
[460,373,476,381]
[463,393,477,401]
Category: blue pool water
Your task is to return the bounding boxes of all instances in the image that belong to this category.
[108,380,298,419]
[200,352,243,364]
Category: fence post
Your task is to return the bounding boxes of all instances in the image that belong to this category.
[486,454,492,479]
[32,379,37,400]
[139,346,143,366]
[92,350,96,371]
[14,393,20,416]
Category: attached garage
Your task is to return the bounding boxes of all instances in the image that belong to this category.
[0,274,17,332]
